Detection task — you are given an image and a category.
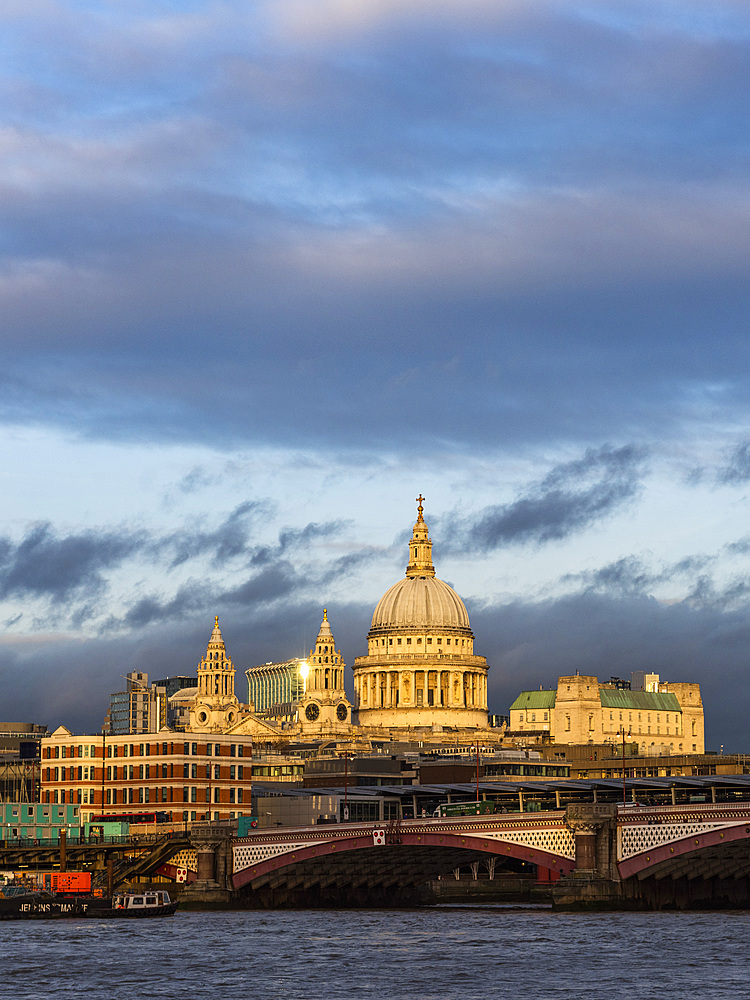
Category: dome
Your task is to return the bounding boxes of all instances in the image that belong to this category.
[370,575,471,633]
[367,496,473,637]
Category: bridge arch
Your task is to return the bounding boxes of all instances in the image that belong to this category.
[619,821,750,880]
[232,817,575,892]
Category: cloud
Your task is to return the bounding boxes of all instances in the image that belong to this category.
[717,441,750,485]
[447,444,648,551]
[157,501,269,568]
[0,522,145,604]
[472,589,750,751]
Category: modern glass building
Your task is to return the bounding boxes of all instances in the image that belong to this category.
[245,659,307,714]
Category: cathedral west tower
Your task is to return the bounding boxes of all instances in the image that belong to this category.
[352,496,489,729]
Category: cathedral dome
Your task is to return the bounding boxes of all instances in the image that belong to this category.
[367,494,473,638]
[370,576,471,632]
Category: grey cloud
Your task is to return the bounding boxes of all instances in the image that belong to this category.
[158,501,267,568]
[471,589,750,751]
[450,445,648,551]
[250,521,346,566]
[564,552,718,599]
[717,441,750,485]
[319,547,383,586]
[119,582,215,632]
[0,523,146,604]
[222,563,299,606]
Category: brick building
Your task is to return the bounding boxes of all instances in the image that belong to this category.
[40,727,253,826]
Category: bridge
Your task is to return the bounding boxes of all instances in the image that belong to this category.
[3,800,750,908]
[224,801,750,908]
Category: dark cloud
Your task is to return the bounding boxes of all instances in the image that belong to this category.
[0,7,747,454]
[157,501,268,568]
[446,445,648,551]
[561,552,718,601]
[0,523,145,605]
[471,590,750,752]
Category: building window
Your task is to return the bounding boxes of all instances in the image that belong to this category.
[238,788,243,803]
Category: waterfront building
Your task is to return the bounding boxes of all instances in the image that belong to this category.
[352,496,490,730]
[40,727,254,826]
[509,673,704,755]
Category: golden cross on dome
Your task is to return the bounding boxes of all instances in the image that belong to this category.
[416,494,425,520]
[323,608,328,620]
[215,615,219,628]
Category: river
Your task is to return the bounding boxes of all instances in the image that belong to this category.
[3,905,747,999]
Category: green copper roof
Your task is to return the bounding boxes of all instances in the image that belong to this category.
[509,690,556,711]
[599,688,681,712]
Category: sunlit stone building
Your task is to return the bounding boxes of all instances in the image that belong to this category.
[510,673,704,755]
[352,496,490,730]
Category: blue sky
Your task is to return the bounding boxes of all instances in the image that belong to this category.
[2,0,750,748]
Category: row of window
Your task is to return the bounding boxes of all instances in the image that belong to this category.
[45,745,98,759]
[44,763,247,782]
[44,786,246,805]
[45,741,248,761]
[377,637,467,647]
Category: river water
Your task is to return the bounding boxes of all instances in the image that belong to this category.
[4,905,748,1000]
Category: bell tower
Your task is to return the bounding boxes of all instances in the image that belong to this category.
[298,610,352,732]
[189,617,245,732]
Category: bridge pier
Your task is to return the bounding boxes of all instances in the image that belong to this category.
[552,804,624,911]
[180,822,235,907]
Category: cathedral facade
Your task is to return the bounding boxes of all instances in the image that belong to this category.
[184,498,491,740]
[352,496,490,730]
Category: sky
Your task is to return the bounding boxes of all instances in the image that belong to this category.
[1,0,750,749]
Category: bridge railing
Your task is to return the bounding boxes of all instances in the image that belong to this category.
[0,830,186,849]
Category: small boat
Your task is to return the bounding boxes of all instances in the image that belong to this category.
[87,889,178,918]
